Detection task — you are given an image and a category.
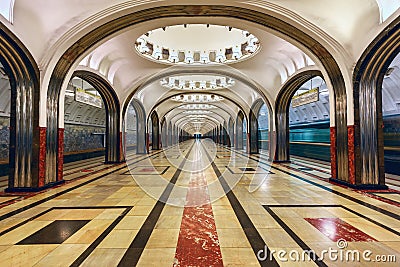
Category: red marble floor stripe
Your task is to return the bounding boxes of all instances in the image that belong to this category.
[174,149,223,266]
[305,217,377,242]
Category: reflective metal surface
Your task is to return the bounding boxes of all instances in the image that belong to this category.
[168,122,173,146]
[1,23,41,188]
[228,117,234,147]
[354,17,399,185]
[46,5,350,184]
[74,71,122,164]
[129,98,147,154]
[236,111,244,149]
[46,97,58,184]
[275,72,320,162]
[249,99,265,154]
[151,111,160,150]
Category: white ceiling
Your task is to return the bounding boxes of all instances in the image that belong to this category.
[1,0,399,134]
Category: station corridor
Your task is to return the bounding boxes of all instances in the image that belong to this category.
[0,1,399,266]
[0,139,398,266]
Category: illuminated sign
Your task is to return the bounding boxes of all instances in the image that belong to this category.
[75,87,102,108]
[291,87,319,107]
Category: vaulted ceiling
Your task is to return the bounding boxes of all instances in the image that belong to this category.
[0,1,399,134]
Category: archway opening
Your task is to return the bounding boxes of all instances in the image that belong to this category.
[125,103,137,156]
[288,76,331,163]
[149,111,160,151]
[382,52,400,185]
[147,118,153,151]
[235,111,245,150]
[243,117,247,151]
[0,62,10,191]
[46,4,350,187]
[257,104,269,154]
[63,77,106,168]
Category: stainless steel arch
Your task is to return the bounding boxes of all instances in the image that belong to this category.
[353,16,399,188]
[47,5,349,184]
[0,22,42,190]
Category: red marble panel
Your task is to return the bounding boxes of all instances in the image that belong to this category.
[348,125,355,184]
[174,205,223,267]
[174,158,223,266]
[38,127,47,187]
[146,133,150,153]
[247,133,251,153]
[330,127,337,179]
[119,132,124,162]
[57,128,64,181]
[305,217,376,242]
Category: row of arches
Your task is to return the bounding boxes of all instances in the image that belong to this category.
[0,8,398,192]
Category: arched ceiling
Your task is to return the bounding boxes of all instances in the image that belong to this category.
[1,1,399,134]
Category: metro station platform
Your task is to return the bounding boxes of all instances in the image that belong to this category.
[0,140,398,266]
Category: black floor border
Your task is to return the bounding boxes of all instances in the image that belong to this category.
[63,157,106,171]
[263,205,328,267]
[0,205,132,238]
[226,165,273,175]
[228,147,400,221]
[265,204,400,237]
[64,162,105,173]
[288,161,331,175]
[263,204,400,266]
[373,191,400,194]
[71,206,133,266]
[0,196,20,205]
[124,165,171,175]
[117,141,196,267]
[200,140,280,267]
[0,149,165,222]
[370,193,400,206]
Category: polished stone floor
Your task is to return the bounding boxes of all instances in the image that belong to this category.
[0,139,399,266]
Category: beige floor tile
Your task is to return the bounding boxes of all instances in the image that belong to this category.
[65,219,113,244]
[211,197,231,206]
[267,247,321,267]
[80,248,126,267]
[137,248,176,267]
[154,215,182,229]
[35,209,71,221]
[1,142,399,266]
[0,245,12,253]
[214,214,241,228]
[211,204,236,216]
[291,207,337,218]
[341,218,400,241]
[0,217,28,232]
[0,244,58,266]
[146,229,180,248]
[33,244,89,266]
[0,221,52,245]
[248,214,281,228]
[55,209,105,220]
[94,209,125,220]
[220,247,260,266]
[127,205,154,216]
[98,229,138,248]
[161,205,184,216]
[381,241,400,253]
[217,228,251,248]
[115,215,147,229]
[258,228,301,248]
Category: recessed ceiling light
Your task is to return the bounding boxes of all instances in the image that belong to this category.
[134,24,260,65]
